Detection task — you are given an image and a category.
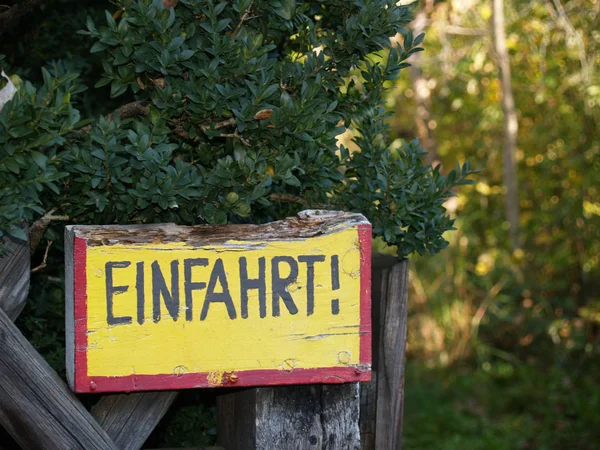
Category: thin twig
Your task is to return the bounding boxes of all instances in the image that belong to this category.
[544,0,590,85]
[231,0,254,39]
[542,0,558,20]
[31,240,53,273]
[200,117,236,132]
[29,208,70,253]
[219,131,250,146]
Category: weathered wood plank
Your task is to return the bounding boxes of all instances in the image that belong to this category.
[0,229,173,450]
[91,391,178,450]
[0,305,118,450]
[320,383,361,449]
[217,383,360,450]
[359,370,377,450]
[0,226,29,320]
[359,253,398,450]
[0,226,30,449]
[216,388,256,450]
[374,260,409,450]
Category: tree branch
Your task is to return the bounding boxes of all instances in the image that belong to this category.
[218,131,250,146]
[492,0,520,250]
[29,208,69,253]
[0,0,45,37]
[549,0,590,85]
[31,240,52,273]
[231,0,254,39]
[200,117,236,132]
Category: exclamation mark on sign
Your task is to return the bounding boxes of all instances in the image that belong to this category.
[330,255,340,315]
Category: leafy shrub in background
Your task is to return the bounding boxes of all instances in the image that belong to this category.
[0,64,88,241]
[1,0,475,259]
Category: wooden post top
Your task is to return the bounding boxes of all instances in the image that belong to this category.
[66,210,370,244]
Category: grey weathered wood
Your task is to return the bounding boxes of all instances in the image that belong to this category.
[359,370,377,450]
[91,390,178,450]
[0,226,30,449]
[0,305,118,450]
[360,253,399,450]
[0,228,174,450]
[64,226,76,392]
[0,226,29,320]
[374,260,409,450]
[320,383,360,449]
[217,383,360,450]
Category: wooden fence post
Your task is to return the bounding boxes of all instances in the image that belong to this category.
[0,306,119,450]
[217,383,360,450]
[0,230,176,450]
[0,229,30,450]
[216,253,409,450]
[91,391,179,450]
[0,227,30,321]
[375,260,409,449]
[360,258,409,450]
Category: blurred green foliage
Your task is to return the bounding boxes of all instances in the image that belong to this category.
[391,0,600,448]
[403,362,600,450]
[393,0,600,364]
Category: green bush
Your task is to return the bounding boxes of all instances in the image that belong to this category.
[1,0,475,258]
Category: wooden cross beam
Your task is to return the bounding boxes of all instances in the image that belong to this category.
[0,230,178,450]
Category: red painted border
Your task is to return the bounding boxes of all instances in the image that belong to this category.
[72,225,373,394]
[358,223,372,367]
[81,367,370,394]
[73,237,89,393]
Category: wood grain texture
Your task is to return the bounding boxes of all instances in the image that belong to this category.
[0,226,29,320]
[0,306,118,450]
[147,448,224,450]
[374,260,409,450]
[216,388,257,450]
[217,383,360,450]
[91,390,178,450]
[66,210,368,246]
[359,370,377,450]
[0,226,29,449]
[360,253,399,450]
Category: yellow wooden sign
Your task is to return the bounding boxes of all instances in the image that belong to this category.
[65,210,371,393]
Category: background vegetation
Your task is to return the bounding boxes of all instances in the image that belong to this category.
[1,0,599,448]
[392,1,600,448]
